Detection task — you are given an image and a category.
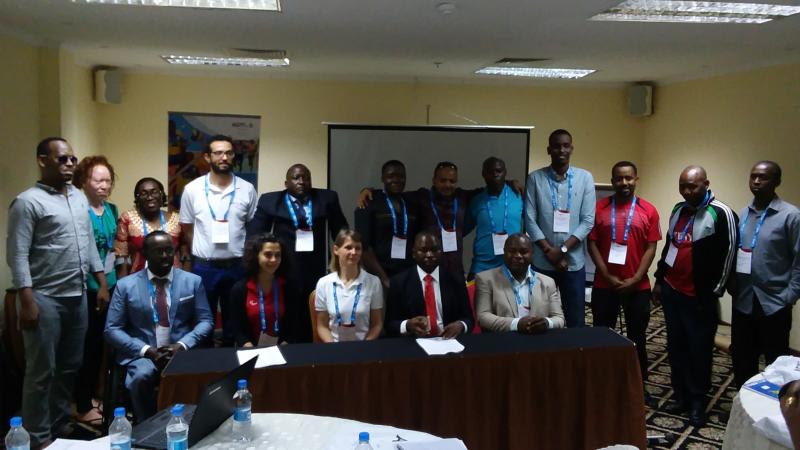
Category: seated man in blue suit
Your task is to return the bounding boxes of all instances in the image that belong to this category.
[385,230,473,338]
[104,231,213,420]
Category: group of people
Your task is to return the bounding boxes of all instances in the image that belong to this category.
[6,130,798,448]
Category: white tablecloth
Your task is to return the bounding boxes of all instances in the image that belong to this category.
[722,375,792,450]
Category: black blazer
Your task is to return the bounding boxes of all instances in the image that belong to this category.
[245,188,348,294]
[230,276,311,345]
[384,266,474,337]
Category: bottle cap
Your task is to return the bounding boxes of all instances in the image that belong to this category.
[171,404,185,416]
[9,416,22,427]
[114,407,126,418]
[358,431,369,442]
[237,379,247,389]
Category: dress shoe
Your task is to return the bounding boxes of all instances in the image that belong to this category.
[661,399,688,414]
[688,401,707,427]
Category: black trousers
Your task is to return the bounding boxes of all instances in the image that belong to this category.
[732,295,793,388]
[660,282,718,403]
[74,289,108,414]
[591,288,651,382]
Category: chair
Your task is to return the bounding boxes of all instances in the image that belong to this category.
[3,289,25,374]
[308,290,321,343]
[465,280,482,334]
[101,346,130,429]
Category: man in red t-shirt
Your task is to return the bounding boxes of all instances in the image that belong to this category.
[588,161,661,407]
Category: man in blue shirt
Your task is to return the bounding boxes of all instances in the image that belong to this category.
[524,129,596,327]
[466,157,523,278]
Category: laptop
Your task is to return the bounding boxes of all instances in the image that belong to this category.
[132,356,258,449]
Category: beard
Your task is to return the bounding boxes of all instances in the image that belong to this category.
[211,162,232,174]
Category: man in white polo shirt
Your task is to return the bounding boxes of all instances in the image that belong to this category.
[180,135,257,346]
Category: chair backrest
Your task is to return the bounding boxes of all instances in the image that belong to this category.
[2,289,25,372]
[308,290,321,343]
[465,280,481,334]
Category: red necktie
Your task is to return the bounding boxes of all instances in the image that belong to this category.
[423,274,440,336]
[154,278,170,327]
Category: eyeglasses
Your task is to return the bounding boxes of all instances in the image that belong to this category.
[210,150,235,158]
[136,190,163,199]
[57,155,79,165]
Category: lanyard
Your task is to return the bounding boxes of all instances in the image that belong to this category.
[88,203,114,250]
[146,277,169,325]
[142,210,166,236]
[547,168,573,211]
[257,281,280,335]
[611,196,637,244]
[332,282,362,326]
[674,190,710,245]
[429,190,458,231]
[486,186,509,233]
[204,175,236,221]
[383,190,408,237]
[738,208,769,250]
[284,194,312,229]
[501,265,536,306]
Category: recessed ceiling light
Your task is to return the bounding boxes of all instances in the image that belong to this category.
[475,67,596,79]
[589,0,800,24]
[161,55,290,67]
[72,0,281,12]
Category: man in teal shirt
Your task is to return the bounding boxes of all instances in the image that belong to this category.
[466,157,523,278]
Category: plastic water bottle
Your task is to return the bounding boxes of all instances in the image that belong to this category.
[232,379,252,442]
[355,431,374,450]
[109,407,132,450]
[166,404,189,450]
[4,417,30,450]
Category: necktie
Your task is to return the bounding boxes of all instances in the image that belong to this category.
[423,274,440,336]
[153,278,170,327]
[294,199,309,228]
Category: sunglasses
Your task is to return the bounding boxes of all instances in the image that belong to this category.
[57,155,79,165]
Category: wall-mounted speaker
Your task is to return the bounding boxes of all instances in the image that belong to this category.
[628,84,653,117]
[94,69,122,104]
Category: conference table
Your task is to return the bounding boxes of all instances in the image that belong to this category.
[158,327,647,450]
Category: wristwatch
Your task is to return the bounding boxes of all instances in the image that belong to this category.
[560,245,568,254]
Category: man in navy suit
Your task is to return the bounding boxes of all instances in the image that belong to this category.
[246,164,348,341]
[385,230,474,338]
[104,231,213,420]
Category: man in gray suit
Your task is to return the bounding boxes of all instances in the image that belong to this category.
[105,231,213,420]
[475,233,565,333]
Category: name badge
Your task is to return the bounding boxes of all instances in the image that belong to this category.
[295,229,314,252]
[104,250,116,274]
[665,243,678,267]
[441,230,458,253]
[608,242,628,265]
[335,324,358,342]
[155,325,171,348]
[736,248,752,274]
[391,236,407,259]
[211,220,230,244]
[492,233,508,256]
[257,332,279,347]
[553,210,571,233]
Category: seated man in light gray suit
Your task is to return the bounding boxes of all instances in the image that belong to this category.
[105,231,213,420]
[475,233,565,333]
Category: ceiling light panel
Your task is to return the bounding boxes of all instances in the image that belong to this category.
[475,67,597,79]
[161,55,290,67]
[589,1,800,24]
[73,0,281,12]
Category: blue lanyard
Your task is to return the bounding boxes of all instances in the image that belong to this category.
[674,190,710,245]
[486,186,508,234]
[204,175,236,221]
[257,281,280,335]
[738,208,769,250]
[146,278,168,325]
[88,203,114,250]
[142,210,166,236]
[284,194,313,229]
[332,282,362,326]
[383,190,408,237]
[429,190,458,231]
[547,168,573,211]
[611,196,637,244]
[501,265,536,306]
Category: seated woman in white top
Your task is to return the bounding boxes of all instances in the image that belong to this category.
[315,229,384,342]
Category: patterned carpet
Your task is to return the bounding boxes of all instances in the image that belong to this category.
[588,304,737,450]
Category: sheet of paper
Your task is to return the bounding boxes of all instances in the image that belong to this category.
[416,337,465,356]
[49,438,110,450]
[397,438,468,450]
[237,346,287,368]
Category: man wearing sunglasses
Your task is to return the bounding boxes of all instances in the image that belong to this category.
[7,137,110,448]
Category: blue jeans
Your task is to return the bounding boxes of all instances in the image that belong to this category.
[192,260,245,346]
[534,266,587,328]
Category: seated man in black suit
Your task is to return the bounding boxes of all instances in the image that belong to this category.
[385,230,474,338]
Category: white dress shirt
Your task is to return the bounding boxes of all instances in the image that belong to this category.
[139,268,187,356]
[508,269,553,331]
[314,269,383,342]
[400,266,467,335]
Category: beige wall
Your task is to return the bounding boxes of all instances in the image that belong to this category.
[59,49,100,157]
[638,63,800,346]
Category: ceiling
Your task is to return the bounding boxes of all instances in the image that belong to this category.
[1,0,799,85]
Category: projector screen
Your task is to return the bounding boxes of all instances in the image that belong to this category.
[328,124,531,269]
